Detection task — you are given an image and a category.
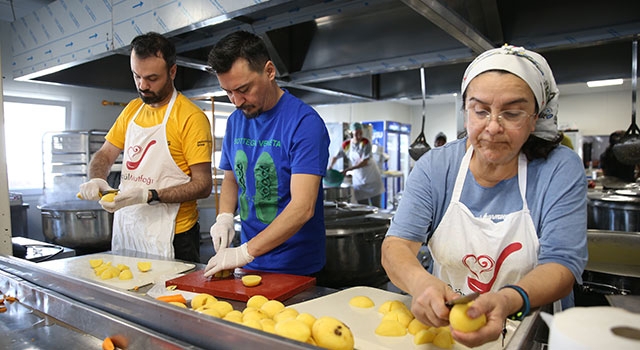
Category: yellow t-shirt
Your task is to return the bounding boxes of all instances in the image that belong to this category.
[106,93,212,234]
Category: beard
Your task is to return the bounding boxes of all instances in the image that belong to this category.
[239,104,262,119]
[138,78,173,105]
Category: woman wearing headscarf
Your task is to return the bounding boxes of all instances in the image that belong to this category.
[381,45,587,347]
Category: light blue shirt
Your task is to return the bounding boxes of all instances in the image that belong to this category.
[387,138,588,285]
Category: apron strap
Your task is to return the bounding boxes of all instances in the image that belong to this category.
[451,145,529,210]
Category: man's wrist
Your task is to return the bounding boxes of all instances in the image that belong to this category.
[147,189,161,204]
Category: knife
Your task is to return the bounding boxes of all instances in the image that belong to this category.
[445,292,480,308]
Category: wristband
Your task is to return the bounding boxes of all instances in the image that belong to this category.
[500,284,530,321]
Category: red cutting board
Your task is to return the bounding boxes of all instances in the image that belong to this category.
[165,269,316,302]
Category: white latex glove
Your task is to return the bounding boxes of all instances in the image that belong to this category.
[210,213,235,252]
[100,187,148,213]
[78,178,115,201]
[203,243,254,278]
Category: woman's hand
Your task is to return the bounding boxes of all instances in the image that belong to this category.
[410,284,459,328]
[449,291,511,348]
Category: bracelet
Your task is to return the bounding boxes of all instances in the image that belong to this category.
[500,285,530,321]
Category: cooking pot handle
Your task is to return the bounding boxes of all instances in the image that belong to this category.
[76,211,98,220]
[580,281,630,295]
[41,211,61,220]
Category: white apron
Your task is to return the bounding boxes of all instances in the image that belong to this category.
[428,145,539,294]
[112,90,190,258]
[347,140,384,201]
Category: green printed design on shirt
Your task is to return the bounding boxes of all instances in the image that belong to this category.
[235,150,249,220]
[254,152,278,224]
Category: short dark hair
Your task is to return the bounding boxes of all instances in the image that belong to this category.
[207,31,270,74]
[130,32,176,69]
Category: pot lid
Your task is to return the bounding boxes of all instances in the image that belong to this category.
[588,192,640,203]
[38,200,105,211]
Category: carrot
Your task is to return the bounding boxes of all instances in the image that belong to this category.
[156,294,187,304]
[102,337,115,350]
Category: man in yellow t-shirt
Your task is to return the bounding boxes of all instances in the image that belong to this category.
[79,32,212,263]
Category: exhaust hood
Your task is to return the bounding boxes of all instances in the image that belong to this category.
[9,0,640,106]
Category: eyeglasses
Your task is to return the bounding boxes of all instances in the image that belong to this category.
[465,109,536,130]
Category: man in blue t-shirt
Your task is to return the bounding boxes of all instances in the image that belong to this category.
[203,31,330,277]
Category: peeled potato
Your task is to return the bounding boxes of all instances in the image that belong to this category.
[407,318,430,335]
[209,301,234,317]
[349,295,375,308]
[378,300,408,314]
[273,307,299,323]
[169,301,188,308]
[100,266,120,280]
[375,319,407,337]
[214,269,233,278]
[260,318,277,334]
[381,308,414,327]
[414,328,438,345]
[312,316,355,350]
[137,261,152,272]
[116,264,130,271]
[242,275,262,287]
[449,301,487,333]
[243,319,263,330]
[296,312,317,329]
[247,295,269,309]
[260,300,285,318]
[243,309,269,322]
[198,307,222,318]
[89,259,103,268]
[275,319,311,343]
[101,192,117,202]
[191,293,217,309]
[222,310,243,323]
[118,269,133,280]
[433,327,454,348]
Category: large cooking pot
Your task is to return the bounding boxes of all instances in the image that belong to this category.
[574,229,640,306]
[323,185,351,202]
[39,200,113,250]
[317,214,392,288]
[587,191,640,231]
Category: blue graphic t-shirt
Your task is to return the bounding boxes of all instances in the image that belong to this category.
[220,90,330,275]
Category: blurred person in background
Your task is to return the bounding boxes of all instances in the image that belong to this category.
[329,122,385,207]
[599,130,636,182]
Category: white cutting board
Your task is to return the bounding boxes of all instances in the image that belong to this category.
[38,253,196,291]
[289,286,517,350]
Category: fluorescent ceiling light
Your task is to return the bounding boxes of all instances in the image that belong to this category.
[587,79,623,88]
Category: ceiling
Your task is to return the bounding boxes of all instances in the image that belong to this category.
[5,0,640,106]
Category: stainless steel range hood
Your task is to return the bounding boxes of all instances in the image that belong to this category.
[11,0,640,105]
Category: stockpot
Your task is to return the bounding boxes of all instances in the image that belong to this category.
[587,191,640,232]
[318,210,392,288]
[39,200,113,250]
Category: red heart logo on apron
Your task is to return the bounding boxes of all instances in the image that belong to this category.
[126,140,156,170]
[462,254,495,279]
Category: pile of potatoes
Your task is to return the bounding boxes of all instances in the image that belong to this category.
[350,295,456,349]
[89,258,152,280]
[158,292,354,350]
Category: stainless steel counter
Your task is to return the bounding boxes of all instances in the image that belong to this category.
[0,251,549,349]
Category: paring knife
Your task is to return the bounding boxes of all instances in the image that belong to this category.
[445,292,480,308]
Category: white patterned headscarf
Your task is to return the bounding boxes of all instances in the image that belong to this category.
[461,44,560,141]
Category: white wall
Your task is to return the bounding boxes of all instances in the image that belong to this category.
[314,87,634,147]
